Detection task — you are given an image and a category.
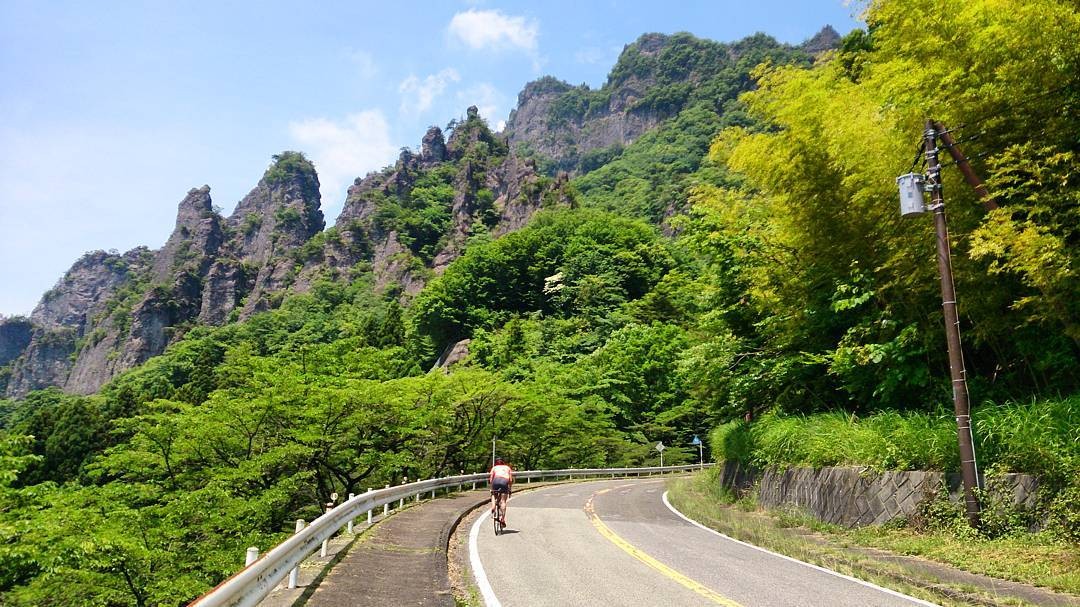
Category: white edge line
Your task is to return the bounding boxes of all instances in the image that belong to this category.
[469,507,502,607]
[661,491,940,607]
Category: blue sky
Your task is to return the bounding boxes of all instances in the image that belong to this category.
[0,1,864,316]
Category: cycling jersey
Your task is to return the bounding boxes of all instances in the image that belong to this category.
[490,464,513,494]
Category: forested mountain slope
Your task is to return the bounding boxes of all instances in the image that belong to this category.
[0,30,825,399]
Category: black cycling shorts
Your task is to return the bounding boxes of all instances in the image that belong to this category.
[491,478,511,494]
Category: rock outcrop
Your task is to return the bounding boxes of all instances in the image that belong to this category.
[420,126,448,166]
[801,25,842,56]
[151,186,224,282]
[503,30,833,175]
[5,248,152,396]
[0,317,32,367]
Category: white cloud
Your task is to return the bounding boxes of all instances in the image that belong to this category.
[346,49,378,79]
[288,110,397,217]
[398,68,460,115]
[447,9,538,53]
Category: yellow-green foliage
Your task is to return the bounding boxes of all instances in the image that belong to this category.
[688,0,1080,411]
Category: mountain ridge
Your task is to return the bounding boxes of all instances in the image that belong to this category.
[0,27,838,398]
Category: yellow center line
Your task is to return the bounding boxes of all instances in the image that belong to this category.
[584,488,743,607]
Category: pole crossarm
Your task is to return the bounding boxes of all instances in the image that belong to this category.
[931,121,999,211]
[190,463,712,607]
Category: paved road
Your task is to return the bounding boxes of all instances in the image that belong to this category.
[471,478,937,607]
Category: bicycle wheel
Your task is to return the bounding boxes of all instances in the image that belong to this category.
[492,498,502,535]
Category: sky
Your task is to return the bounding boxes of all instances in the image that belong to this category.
[0,1,865,316]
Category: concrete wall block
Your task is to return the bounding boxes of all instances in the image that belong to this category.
[749,464,1039,528]
[721,461,1039,529]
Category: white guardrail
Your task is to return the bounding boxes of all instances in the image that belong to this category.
[191,463,712,607]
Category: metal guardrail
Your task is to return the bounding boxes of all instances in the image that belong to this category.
[190,463,712,607]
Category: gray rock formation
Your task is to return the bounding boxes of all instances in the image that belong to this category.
[502,33,676,174]
[420,126,448,165]
[152,185,224,282]
[5,248,152,397]
[0,317,32,367]
[227,157,324,316]
[801,25,842,56]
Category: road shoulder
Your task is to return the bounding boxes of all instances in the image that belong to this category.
[667,476,1080,607]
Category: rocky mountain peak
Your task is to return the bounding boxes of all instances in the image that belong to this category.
[447,107,502,159]
[802,25,841,55]
[421,126,448,165]
[152,185,224,281]
[232,152,321,221]
[515,76,574,106]
[628,32,671,55]
[176,185,213,224]
[229,151,324,263]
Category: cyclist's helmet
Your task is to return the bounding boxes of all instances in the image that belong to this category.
[494,457,505,465]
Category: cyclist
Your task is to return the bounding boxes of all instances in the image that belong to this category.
[489,457,514,525]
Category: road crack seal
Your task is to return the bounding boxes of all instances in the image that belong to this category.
[584,488,743,607]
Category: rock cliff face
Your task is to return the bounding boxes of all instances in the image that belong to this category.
[5,248,152,396]
[801,25,841,56]
[503,30,831,174]
[0,317,32,367]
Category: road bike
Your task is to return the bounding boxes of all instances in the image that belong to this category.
[492,492,506,535]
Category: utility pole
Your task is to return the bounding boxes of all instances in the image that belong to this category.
[923,120,981,527]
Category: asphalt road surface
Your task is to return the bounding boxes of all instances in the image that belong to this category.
[470,478,937,607]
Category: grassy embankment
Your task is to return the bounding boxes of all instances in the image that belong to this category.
[669,398,1080,603]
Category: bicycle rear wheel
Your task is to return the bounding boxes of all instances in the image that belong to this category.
[492,498,503,535]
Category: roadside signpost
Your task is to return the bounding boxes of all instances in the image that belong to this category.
[691,435,703,469]
[655,441,665,468]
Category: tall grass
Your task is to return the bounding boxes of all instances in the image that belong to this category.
[710,396,1079,483]
[975,396,1080,486]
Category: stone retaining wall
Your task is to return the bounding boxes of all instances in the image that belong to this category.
[717,461,1039,528]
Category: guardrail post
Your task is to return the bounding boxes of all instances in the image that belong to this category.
[367,488,373,524]
[320,500,335,557]
[399,478,407,509]
[288,519,305,589]
[383,484,390,516]
[346,493,356,534]
[245,547,259,566]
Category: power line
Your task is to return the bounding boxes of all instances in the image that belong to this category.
[947,81,1078,133]
[906,141,925,173]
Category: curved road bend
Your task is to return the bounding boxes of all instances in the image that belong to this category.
[471,478,937,607]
